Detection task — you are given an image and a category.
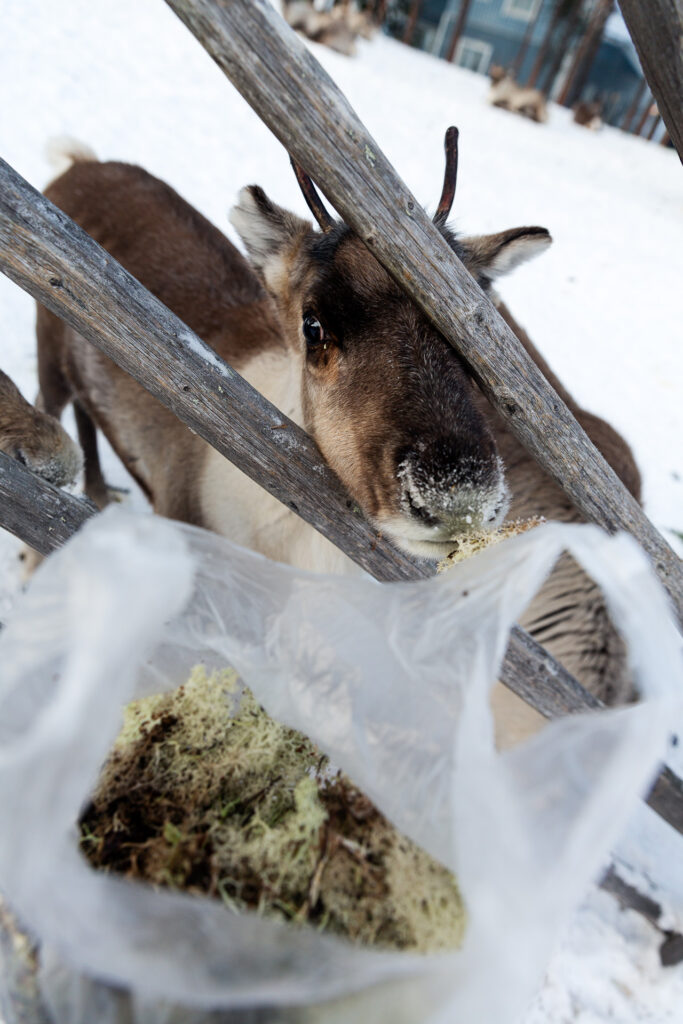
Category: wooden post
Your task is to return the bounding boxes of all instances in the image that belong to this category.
[539,0,585,97]
[374,0,388,26]
[647,112,662,141]
[445,0,472,63]
[635,98,654,136]
[402,0,423,44]
[618,0,683,162]
[563,1,612,107]
[556,0,613,107]
[526,0,563,87]
[621,77,647,132]
[161,0,683,625]
[512,0,545,79]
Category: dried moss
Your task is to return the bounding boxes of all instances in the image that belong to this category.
[436,516,544,572]
[80,667,466,953]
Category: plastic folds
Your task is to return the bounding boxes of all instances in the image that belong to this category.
[0,508,680,1024]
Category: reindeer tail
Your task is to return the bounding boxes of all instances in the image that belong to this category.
[45,136,98,180]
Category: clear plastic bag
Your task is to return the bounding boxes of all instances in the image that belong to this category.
[0,508,680,1024]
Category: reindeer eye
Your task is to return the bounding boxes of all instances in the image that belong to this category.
[302,314,325,347]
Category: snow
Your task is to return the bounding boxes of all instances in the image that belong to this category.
[1,1,682,1020]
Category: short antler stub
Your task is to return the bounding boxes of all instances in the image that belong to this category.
[434,126,459,227]
[290,158,334,233]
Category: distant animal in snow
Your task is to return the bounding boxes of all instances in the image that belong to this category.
[488,65,548,124]
[283,1,375,57]
[573,99,603,130]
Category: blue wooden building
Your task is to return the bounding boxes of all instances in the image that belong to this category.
[384,2,659,135]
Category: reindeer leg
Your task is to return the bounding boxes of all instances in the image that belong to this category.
[73,401,121,509]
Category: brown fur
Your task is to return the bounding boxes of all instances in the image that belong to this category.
[0,368,82,486]
[229,184,511,546]
[39,160,284,517]
[573,100,603,130]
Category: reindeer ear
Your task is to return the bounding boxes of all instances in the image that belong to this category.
[461,226,551,283]
[229,186,309,276]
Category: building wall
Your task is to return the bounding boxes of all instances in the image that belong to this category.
[385,1,654,135]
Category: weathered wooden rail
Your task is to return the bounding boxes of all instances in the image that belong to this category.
[164,0,683,628]
[618,0,683,163]
[0,453,96,554]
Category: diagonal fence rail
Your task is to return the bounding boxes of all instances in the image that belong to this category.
[164,0,683,629]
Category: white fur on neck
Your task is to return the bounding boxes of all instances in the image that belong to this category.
[199,346,358,575]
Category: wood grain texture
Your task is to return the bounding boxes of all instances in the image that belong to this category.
[502,624,602,717]
[164,0,683,627]
[0,451,96,555]
[618,0,683,161]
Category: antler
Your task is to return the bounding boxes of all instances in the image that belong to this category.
[291,129,456,233]
[290,158,334,233]
[433,126,459,227]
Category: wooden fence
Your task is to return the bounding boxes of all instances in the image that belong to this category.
[166,0,683,622]
[0,0,681,936]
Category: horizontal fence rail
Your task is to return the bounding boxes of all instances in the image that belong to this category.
[164,0,683,630]
[0,453,97,554]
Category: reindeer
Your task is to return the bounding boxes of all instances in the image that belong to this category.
[36,131,639,724]
[283,1,374,57]
[0,368,82,487]
[573,99,603,130]
[488,65,549,124]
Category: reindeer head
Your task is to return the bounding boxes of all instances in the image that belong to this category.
[230,129,551,559]
[489,64,509,84]
[0,370,83,487]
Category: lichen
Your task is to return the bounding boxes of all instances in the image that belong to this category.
[436,516,545,572]
[80,667,466,953]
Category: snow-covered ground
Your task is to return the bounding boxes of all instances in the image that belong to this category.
[1,1,682,1021]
